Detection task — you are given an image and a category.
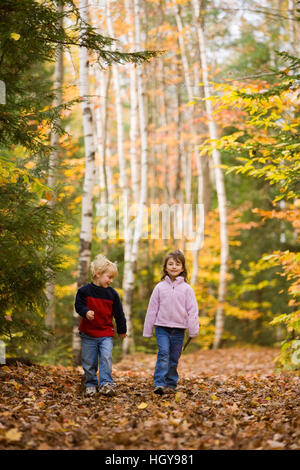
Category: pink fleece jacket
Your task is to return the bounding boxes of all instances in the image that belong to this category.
[143,275,199,338]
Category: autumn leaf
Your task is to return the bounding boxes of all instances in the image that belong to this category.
[5,428,22,442]
[175,392,181,403]
[267,440,285,449]
[1,348,300,450]
[175,391,186,403]
[169,417,181,426]
[9,380,21,390]
[137,402,148,409]
[45,191,52,201]
[24,161,35,169]
[10,33,20,41]
[37,443,51,450]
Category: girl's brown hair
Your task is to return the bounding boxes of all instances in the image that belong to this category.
[161,250,188,282]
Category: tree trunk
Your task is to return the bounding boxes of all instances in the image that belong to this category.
[159,59,172,202]
[107,0,136,354]
[125,0,140,200]
[174,72,183,203]
[122,0,149,355]
[174,3,206,283]
[44,1,64,352]
[95,66,111,206]
[192,0,229,349]
[72,0,96,365]
[288,0,297,55]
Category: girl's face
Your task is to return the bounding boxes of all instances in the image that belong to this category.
[95,268,115,288]
[165,257,183,280]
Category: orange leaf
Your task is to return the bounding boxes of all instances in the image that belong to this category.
[45,191,52,201]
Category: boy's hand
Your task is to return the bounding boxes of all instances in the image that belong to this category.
[118,333,127,341]
[86,310,94,320]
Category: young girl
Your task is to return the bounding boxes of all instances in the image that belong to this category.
[75,254,127,396]
[143,250,199,395]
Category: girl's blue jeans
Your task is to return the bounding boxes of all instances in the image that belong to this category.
[154,326,185,389]
[80,332,113,389]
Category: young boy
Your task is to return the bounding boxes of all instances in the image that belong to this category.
[75,254,127,396]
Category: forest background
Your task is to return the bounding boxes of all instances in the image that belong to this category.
[0,0,299,370]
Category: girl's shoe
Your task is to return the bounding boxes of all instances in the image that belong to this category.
[85,387,97,396]
[154,386,165,395]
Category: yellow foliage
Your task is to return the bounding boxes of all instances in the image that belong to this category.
[10,33,20,41]
[225,304,262,320]
[58,255,76,270]
[24,161,35,169]
[55,283,77,300]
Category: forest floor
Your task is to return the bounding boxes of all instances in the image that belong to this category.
[1,347,300,450]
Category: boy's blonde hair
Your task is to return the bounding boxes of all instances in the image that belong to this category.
[91,254,118,280]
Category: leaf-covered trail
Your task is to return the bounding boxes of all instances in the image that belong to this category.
[1,347,300,450]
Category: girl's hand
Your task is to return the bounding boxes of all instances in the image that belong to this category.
[118,333,127,341]
[86,310,94,320]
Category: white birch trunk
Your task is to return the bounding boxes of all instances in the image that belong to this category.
[72,0,96,365]
[106,132,115,204]
[288,0,297,55]
[174,3,205,284]
[159,59,172,201]
[44,1,64,350]
[122,0,149,354]
[174,79,183,203]
[126,0,140,199]
[192,0,229,348]
[107,0,136,353]
[95,66,111,206]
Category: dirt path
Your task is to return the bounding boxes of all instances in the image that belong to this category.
[1,347,300,450]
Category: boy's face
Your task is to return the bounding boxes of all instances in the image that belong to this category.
[95,268,115,288]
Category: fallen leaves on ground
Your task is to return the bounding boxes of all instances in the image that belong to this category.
[0,347,300,450]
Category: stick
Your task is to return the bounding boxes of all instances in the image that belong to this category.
[183,337,192,352]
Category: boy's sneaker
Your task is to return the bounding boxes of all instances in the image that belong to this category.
[85,387,97,396]
[153,386,165,395]
[100,383,116,396]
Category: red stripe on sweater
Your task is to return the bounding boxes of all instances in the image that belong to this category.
[79,297,114,337]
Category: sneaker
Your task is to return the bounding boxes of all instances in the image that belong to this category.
[154,386,165,395]
[100,383,116,396]
[85,387,97,396]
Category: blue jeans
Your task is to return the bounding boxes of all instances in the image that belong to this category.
[80,332,113,389]
[154,326,185,389]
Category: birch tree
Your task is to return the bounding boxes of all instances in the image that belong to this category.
[94,66,111,207]
[45,0,64,351]
[126,0,140,199]
[122,0,149,354]
[72,0,96,365]
[174,2,206,284]
[158,58,172,201]
[107,0,135,353]
[191,0,229,348]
